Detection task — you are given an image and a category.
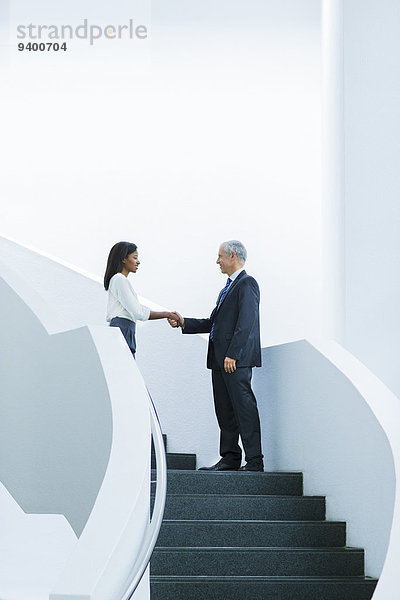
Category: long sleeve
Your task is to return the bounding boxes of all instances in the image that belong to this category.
[182,317,213,334]
[226,277,260,361]
[108,274,150,322]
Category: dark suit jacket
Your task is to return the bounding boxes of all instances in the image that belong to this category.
[182,270,262,369]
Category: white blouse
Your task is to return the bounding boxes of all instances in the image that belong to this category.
[106,273,151,323]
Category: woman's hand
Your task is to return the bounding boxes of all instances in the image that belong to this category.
[168,311,184,328]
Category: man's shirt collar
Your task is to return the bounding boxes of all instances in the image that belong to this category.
[228,267,245,282]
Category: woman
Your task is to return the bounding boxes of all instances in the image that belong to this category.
[104,241,180,356]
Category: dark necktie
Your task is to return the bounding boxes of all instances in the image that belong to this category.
[210,277,232,341]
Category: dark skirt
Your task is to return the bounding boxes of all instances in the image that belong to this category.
[109,317,136,356]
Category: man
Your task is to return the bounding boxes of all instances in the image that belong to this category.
[169,240,263,472]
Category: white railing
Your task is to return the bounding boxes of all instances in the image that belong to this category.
[120,394,167,600]
[0,257,168,600]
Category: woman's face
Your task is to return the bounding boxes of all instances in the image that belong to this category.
[122,251,140,274]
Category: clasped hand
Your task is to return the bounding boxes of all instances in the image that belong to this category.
[168,312,184,328]
[167,313,236,373]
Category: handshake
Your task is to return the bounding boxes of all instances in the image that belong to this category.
[167,312,184,328]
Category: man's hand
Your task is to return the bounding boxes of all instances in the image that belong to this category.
[224,357,236,373]
[168,311,184,328]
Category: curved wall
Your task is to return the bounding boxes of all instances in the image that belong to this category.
[253,339,395,578]
[0,235,221,468]
[1,235,398,594]
[0,264,112,536]
[0,251,152,599]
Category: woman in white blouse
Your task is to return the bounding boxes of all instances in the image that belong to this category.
[104,241,180,356]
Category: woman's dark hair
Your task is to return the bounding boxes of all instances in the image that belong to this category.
[104,241,138,290]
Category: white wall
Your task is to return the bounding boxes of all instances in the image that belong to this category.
[253,339,395,579]
[344,0,400,397]
[0,249,153,599]
[0,0,323,347]
[0,235,220,467]
[0,482,77,600]
[0,1,9,38]
[2,236,397,588]
[0,264,112,537]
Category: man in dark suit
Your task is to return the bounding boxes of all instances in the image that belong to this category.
[169,240,263,472]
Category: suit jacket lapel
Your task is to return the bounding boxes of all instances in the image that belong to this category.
[216,270,246,312]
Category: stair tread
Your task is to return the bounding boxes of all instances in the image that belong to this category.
[158,493,326,519]
[157,519,346,548]
[152,469,303,475]
[152,441,375,597]
[152,470,304,495]
[165,452,196,457]
[154,546,363,552]
[153,493,325,499]
[151,575,377,582]
[161,519,345,524]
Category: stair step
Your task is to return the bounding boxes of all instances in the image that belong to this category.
[151,433,167,454]
[151,453,196,470]
[157,520,346,547]
[150,576,378,600]
[151,546,364,577]
[154,494,326,521]
[151,469,303,496]
[150,437,377,598]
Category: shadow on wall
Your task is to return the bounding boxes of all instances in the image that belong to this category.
[0,272,112,536]
[0,256,153,600]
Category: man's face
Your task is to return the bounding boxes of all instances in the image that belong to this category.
[216,245,233,275]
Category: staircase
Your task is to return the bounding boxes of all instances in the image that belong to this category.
[150,437,378,600]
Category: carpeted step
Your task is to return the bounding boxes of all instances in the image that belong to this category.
[155,493,326,521]
[151,546,364,577]
[152,453,196,470]
[157,519,346,548]
[151,469,303,496]
[150,575,378,600]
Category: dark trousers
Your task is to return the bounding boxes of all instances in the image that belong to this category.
[109,317,136,356]
[210,344,263,464]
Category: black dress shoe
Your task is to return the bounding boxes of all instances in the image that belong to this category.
[199,460,240,471]
[239,458,264,472]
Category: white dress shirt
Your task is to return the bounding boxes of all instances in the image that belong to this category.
[228,267,245,283]
[106,273,151,323]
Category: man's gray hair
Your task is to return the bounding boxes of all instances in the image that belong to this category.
[222,240,247,264]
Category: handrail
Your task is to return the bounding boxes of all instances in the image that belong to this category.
[120,392,167,600]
